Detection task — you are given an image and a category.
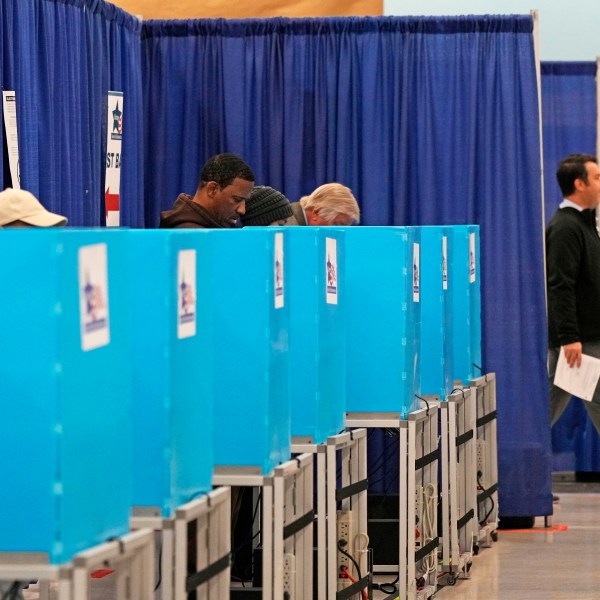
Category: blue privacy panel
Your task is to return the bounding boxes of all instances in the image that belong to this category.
[0,229,131,564]
[211,229,290,474]
[130,231,213,517]
[448,226,482,385]
[345,227,420,417]
[417,226,452,400]
[288,228,346,444]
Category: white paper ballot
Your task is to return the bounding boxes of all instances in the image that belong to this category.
[554,351,600,402]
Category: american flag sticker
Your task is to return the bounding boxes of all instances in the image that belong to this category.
[325,237,338,305]
[79,243,110,351]
[442,235,448,290]
[274,232,284,309]
[413,243,420,303]
[177,249,197,339]
[469,232,476,283]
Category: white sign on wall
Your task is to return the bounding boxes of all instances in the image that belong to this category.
[79,243,110,351]
[442,235,448,290]
[413,242,420,302]
[325,237,338,305]
[2,91,20,189]
[177,249,197,339]
[274,232,284,309]
[469,232,476,283]
[105,91,123,227]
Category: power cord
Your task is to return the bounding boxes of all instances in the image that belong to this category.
[477,471,495,525]
[339,566,368,600]
[1,583,24,600]
[421,483,437,575]
[372,575,398,595]
[337,539,362,581]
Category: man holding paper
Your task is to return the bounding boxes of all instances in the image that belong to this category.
[547,153,600,432]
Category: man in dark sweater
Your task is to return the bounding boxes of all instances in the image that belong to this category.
[547,153,600,432]
[159,153,254,228]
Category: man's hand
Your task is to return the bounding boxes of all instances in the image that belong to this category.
[562,342,583,368]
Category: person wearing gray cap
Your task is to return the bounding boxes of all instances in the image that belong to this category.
[240,185,298,226]
[0,188,67,228]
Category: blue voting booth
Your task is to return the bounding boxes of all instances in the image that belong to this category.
[287,227,346,445]
[0,230,131,563]
[418,226,453,400]
[211,229,291,475]
[448,225,482,385]
[345,227,421,418]
[130,231,214,517]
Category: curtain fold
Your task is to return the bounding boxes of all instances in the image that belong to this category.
[541,61,600,472]
[143,14,550,516]
[0,0,144,226]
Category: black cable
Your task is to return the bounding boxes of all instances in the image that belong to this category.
[415,394,430,414]
[373,574,399,595]
[473,363,483,374]
[336,540,362,581]
[154,540,162,591]
[477,472,495,526]
[1,583,23,600]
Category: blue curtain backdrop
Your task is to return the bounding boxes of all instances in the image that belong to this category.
[0,0,144,226]
[541,61,600,472]
[142,15,551,516]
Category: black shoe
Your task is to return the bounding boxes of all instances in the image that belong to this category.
[553,494,559,502]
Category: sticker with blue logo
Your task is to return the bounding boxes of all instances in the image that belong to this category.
[274,232,284,309]
[442,235,448,290]
[469,232,476,283]
[177,249,197,339]
[79,243,110,351]
[326,237,338,305]
[413,242,420,303]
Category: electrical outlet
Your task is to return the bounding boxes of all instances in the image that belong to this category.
[337,510,354,590]
[476,440,485,479]
[283,553,295,596]
[415,485,423,547]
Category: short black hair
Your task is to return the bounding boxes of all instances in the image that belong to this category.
[556,153,597,197]
[199,153,254,190]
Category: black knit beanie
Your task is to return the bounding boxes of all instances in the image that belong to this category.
[241,186,293,226]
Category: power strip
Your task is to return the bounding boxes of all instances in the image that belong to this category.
[283,553,295,596]
[337,510,354,590]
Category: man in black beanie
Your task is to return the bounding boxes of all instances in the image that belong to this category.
[240,185,298,226]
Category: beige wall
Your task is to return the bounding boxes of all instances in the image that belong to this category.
[112,0,382,20]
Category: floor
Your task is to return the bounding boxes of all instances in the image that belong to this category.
[16,486,600,599]
[372,488,600,600]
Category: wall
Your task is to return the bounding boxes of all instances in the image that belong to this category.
[112,0,381,19]
[384,1,600,61]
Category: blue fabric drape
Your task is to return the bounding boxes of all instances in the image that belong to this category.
[142,15,550,516]
[0,0,144,226]
[542,62,596,224]
[541,61,600,472]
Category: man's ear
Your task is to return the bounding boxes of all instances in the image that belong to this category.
[205,181,220,197]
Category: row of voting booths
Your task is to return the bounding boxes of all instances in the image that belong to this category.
[0,224,496,600]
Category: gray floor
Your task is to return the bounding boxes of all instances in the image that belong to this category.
[384,491,600,600]
[19,488,600,600]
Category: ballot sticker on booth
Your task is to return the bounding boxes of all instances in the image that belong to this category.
[469,232,476,283]
[177,249,197,339]
[325,237,338,305]
[79,243,110,351]
[442,235,448,290]
[413,242,420,302]
[274,232,284,309]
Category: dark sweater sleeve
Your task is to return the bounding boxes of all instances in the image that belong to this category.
[546,219,582,345]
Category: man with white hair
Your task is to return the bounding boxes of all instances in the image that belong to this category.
[291,182,360,226]
[0,188,67,228]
